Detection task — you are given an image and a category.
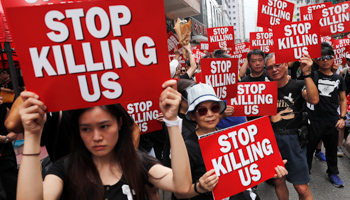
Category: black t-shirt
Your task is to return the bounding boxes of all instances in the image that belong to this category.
[47,152,158,200]
[240,70,270,82]
[307,71,346,121]
[344,70,350,95]
[270,79,305,130]
[0,104,16,171]
[291,62,319,80]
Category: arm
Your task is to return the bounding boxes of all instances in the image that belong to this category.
[148,80,192,194]
[239,59,249,79]
[17,91,62,200]
[300,55,319,105]
[183,44,197,78]
[336,91,347,129]
[5,95,24,133]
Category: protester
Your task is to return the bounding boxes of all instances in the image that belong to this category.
[240,49,269,82]
[174,83,288,200]
[306,42,347,188]
[16,80,194,199]
[169,46,181,78]
[265,53,318,200]
[179,44,197,79]
[0,96,17,200]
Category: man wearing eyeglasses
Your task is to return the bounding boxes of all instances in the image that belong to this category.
[265,52,318,200]
[305,42,347,188]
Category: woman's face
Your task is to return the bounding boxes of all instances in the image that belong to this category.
[79,107,121,159]
[190,101,221,131]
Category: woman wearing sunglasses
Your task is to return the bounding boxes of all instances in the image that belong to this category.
[174,83,288,200]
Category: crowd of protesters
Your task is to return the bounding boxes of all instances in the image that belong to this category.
[0,34,350,200]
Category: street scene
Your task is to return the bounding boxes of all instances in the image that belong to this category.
[1,0,350,200]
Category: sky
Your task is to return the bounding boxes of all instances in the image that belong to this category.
[243,0,259,40]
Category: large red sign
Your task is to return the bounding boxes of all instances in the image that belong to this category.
[314,2,350,36]
[207,26,235,51]
[257,0,294,28]
[198,116,283,200]
[123,98,162,134]
[321,35,334,46]
[333,39,350,66]
[250,31,274,53]
[273,21,321,64]
[229,81,277,116]
[2,0,170,112]
[198,58,238,100]
[232,42,250,69]
[300,2,332,21]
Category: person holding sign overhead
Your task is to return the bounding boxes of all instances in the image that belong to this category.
[16,80,193,200]
[265,53,319,200]
[174,83,288,200]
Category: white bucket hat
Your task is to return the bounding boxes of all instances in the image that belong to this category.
[186,83,226,119]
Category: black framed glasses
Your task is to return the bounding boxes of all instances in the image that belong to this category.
[196,103,221,116]
[316,55,334,61]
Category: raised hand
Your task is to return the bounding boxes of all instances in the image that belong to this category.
[299,54,313,76]
[198,169,219,192]
[159,80,181,121]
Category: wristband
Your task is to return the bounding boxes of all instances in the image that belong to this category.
[194,180,203,194]
[188,52,193,55]
[4,136,9,143]
[303,73,311,78]
[163,116,183,127]
[22,151,41,156]
[340,116,346,120]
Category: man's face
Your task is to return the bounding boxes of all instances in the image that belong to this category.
[249,54,264,74]
[265,55,288,81]
[315,54,334,70]
[180,67,187,75]
[0,72,9,81]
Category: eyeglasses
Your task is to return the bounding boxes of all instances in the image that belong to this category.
[196,103,221,116]
[266,64,282,71]
[316,55,334,61]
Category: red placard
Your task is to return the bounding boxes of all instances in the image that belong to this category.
[2,0,170,112]
[123,98,162,134]
[321,35,334,46]
[333,39,350,66]
[192,49,207,64]
[250,31,274,53]
[232,42,250,69]
[273,21,321,64]
[198,116,283,200]
[314,2,350,36]
[200,41,210,51]
[229,81,277,116]
[207,26,235,51]
[257,0,294,28]
[197,58,238,100]
[300,2,332,21]
[167,31,182,54]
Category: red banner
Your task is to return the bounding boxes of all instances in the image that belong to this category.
[257,0,294,28]
[207,26,235,51]
[123,98,162,134]
[314,2,350,36]
[321,35,334,46]
[232,42,250,69]
[300,2,332,21]
[229,81,277,116]
[273,21,321,64]
[250,31,274,53]
[197,58,238,100]
[167,31,182,54]
[2,0,170,112]
[198,116,283,200]
[333,39,350,66]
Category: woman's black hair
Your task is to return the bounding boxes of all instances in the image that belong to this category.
[66,104,150,200]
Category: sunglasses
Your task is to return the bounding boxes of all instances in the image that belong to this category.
[181,70,186,72]
[196,103,221,116]
[316,55,334,61]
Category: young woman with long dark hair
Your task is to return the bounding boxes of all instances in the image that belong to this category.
[17,80,192,200]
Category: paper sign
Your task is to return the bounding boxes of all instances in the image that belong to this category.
[273,20,321,64]
[198,58,238,100]
[198,116,283,200]
[314,2,350,36]
[300,2,332,21]
[333,39,350,66]
[232,42,250,69]
[124,98,162,134]
[229,82,277,116]
[250,31,274,53]
[257,0,294,28]
[192,49,207,64]
[207,26,235,51]
[321,35,334,46]
[167,31,182,54]
[2,0,170,112]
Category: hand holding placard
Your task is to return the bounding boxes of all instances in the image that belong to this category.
[299,54,313,76]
